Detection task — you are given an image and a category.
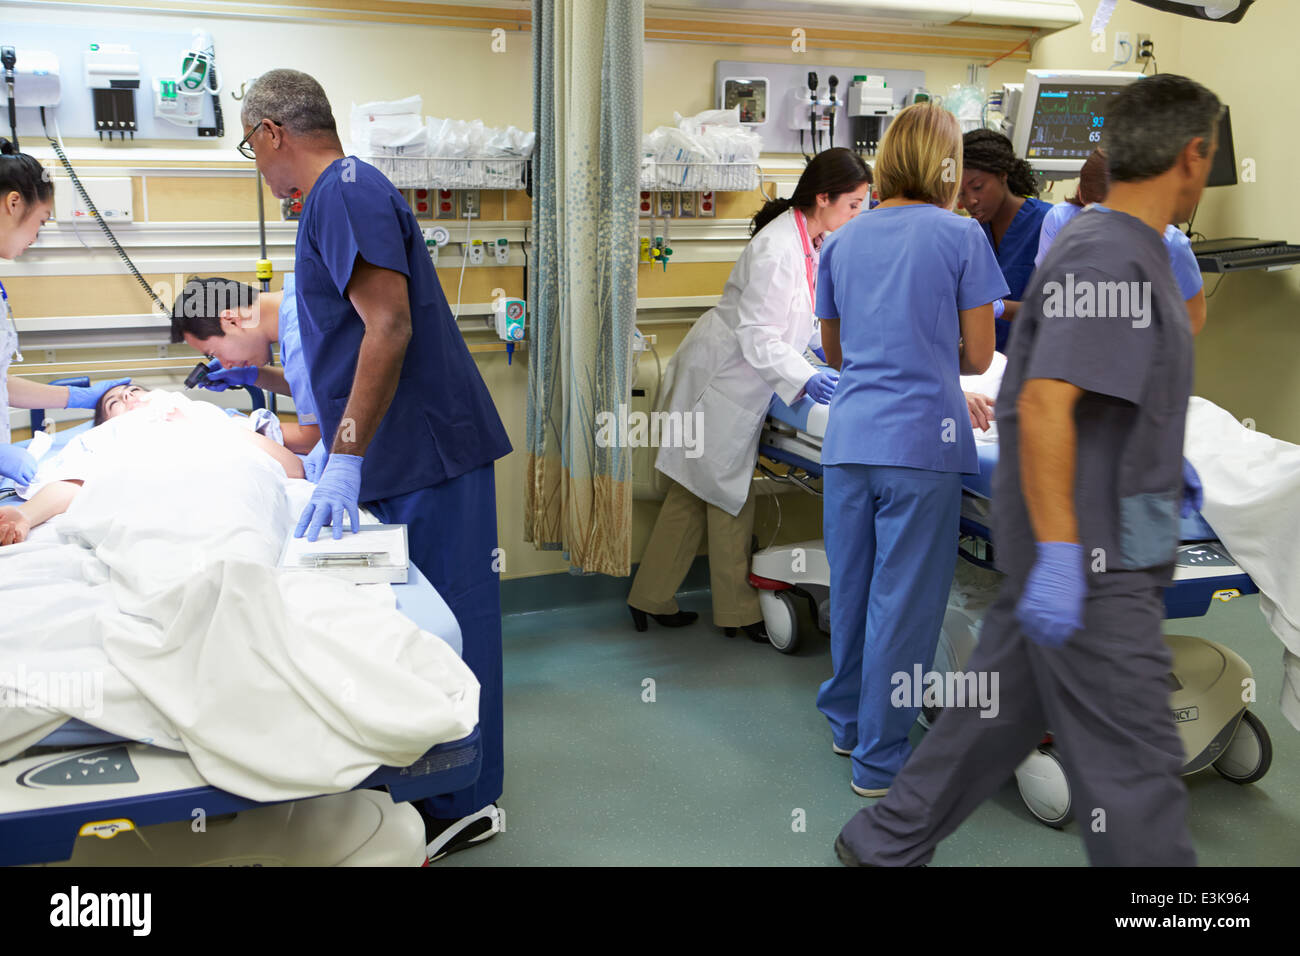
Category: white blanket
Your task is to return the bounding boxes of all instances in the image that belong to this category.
[0,417,480,800]
[1184,397,1300,731]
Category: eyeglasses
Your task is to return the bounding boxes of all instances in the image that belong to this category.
[236,118,281,160]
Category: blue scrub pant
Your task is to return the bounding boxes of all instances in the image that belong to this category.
[838,573,1196,866]
[367,464,503,819]
[818,464,961,791]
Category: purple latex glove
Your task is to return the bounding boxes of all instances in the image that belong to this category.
[805,369,839,405]
[201,359,260,392]
[295,453,363,541]
[1016,542,1086,648]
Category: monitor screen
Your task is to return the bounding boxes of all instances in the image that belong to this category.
[1023,84,1130,161]
[1207,106,1237,188]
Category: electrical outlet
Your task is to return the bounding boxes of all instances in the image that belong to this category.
[1114,31,1131,62]
[1137,33,1154,61]
[460,190,481,219]
[698,191,716,217]
[493,238,509,265]
[677,192,697,218]
[407,188,435,219]
[656,192,675,218]
[639,191,653,217]
[468,239,485,265]
[434,189,456,220]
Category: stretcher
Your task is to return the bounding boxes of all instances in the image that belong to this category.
[752,392,1261,634]
[752,391,1273,827]
[0,412,480,866]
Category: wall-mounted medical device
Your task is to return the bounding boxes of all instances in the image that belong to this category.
[422,225,451,265]
[716,61,924,158]
[1010,69,1143,180]
[494,297,526,366]
[153,29,221,135]
[720,76,768,126]
[84,42,140,139]
[846,75,895,156]
[0,49,61,109]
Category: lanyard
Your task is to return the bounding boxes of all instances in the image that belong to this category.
[0,279,20,363]
[793,209,817,310]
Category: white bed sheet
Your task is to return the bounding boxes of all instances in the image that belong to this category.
[1184,397,1300,730]
[0,416,479,800]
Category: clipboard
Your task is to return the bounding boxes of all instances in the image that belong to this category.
[277,523,410,584]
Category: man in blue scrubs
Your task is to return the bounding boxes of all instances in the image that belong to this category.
[170,273,321,457]
[239,69,512,861]
[836,75,1220,867]
[959,129,1053,351]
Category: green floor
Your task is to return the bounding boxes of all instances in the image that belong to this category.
[443,586,1300,867]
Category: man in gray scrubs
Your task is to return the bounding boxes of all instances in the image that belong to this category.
[836,74,1221,867]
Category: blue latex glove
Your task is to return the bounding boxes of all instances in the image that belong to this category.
[0,444,38,486]
[302,440,328,483]
[295,453,363,541]
[1016,542,1086,648]
[993,299,1006,320]
[66,378,130,410]
[811,346,827,363]
[200,359,260,392]
[1180,458,1203,519]
[805,369,839,405]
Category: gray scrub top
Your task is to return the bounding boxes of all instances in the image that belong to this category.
[991,205,1195,587]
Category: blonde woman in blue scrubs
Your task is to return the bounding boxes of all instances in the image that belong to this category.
[0,140,126,486]
[816,104,1008,797]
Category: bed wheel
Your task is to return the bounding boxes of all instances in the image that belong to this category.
[759,590,800,655]
[1015,745,1073,829]
[1213,710,1272,784]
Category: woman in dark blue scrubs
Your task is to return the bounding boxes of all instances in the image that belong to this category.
[958,130,1052,352]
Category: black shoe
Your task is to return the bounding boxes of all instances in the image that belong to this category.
[424,804,505,863]
[835,835,868,866]
[628,604,698,632]
[723,621,769,643]
[834,834,925,867]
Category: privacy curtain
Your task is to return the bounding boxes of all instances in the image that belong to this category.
[527,0,642,576]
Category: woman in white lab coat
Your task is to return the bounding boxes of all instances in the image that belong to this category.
[628,147,871,640]
[0,140,127,486]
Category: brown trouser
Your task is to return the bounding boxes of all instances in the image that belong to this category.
[628,479,761,628]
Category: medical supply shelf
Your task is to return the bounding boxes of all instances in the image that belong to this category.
[363,155,530,190]
[640,161,761,192]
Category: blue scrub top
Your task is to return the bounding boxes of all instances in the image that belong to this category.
[817,204,1009,476]
[981,195,1052,351]
[294,157,511,501]
[276,273,317,428]
[1036,201,1204,300]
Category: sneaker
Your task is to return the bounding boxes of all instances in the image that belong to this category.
[424,804,506,863]
[851,782,889,798]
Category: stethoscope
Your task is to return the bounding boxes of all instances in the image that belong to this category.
[0,278,20,363]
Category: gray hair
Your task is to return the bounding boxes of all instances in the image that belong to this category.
[240,69,338,138]
[1104,74,1221,183]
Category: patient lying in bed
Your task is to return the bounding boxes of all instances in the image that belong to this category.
[0,386,303,546]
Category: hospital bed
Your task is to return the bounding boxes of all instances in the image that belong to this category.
[0,402,481,866]
[752,391,1274,827]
